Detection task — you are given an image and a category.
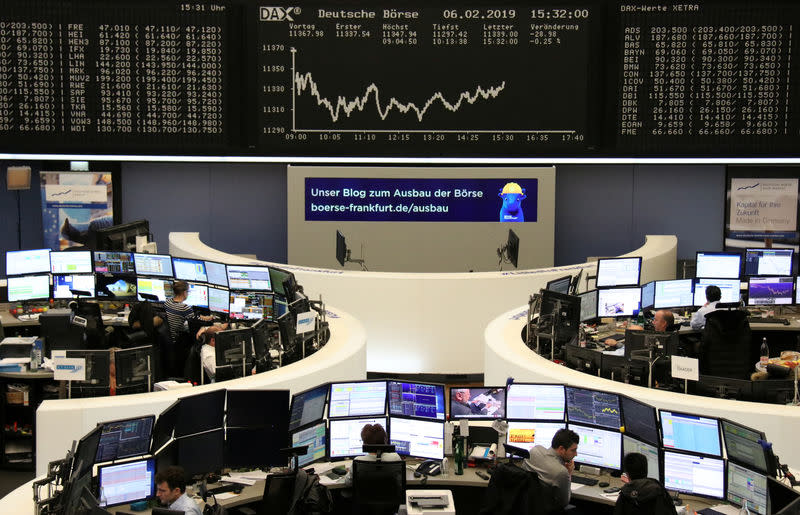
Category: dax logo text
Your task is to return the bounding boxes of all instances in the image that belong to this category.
[260,6,300,21]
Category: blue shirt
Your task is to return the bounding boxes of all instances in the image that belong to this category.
[169,492,202,515]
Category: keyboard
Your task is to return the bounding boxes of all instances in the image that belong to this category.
[571,475,599,486]
[748,317,790,325]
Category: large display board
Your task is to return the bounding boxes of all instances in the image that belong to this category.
[3,0,800,158]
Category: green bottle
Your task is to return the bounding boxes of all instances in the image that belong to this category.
[454,436,464,475]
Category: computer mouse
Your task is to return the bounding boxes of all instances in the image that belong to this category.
[598,481,609,488]
[332,466,347,476]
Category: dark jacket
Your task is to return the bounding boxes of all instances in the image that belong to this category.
[613,478,677,515]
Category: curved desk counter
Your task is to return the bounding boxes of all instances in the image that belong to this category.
[34,306,366,476]
[485,305,800,468]
[170,232,677,374]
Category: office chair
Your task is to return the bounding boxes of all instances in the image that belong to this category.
[257,469,297,515]
[700,309,752,379]
[479,460,548,515]
[352,459,406,515]
[70,300,106,348]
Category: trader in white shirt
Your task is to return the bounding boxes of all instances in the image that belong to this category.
[690,285,721,330]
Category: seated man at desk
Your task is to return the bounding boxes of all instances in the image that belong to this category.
[196,324,232,382]
[614,452,676,515]
[155,465,202,515]
[603,309,675,350]
[690,285,721,331]
[523,428,579,513]
[345,423,401,486]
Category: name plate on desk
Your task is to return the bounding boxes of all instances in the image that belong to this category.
[671,356,699,382]
[296,311,317,334]
[54,358,86,381]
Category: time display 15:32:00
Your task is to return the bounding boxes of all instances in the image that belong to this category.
[441,9,590,20]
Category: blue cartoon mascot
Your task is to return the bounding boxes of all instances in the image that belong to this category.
[499,182,526,222]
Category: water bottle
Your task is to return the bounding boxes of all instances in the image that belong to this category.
[33,339,43,371]
[29,344,38,371]
[99,486,108,507]
[760,337,770,367]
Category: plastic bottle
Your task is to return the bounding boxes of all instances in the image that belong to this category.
[32,339,43,371]
[760,337,770,367]
[29,344,38,371]
[123,303,131,317]
[454,436,464,475]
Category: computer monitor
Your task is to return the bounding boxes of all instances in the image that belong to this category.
[95,415,155,463]
[640,281,655,310]
[53,274,96,299]
[65,349,110,387]
[696,251,742,279]
[292,420,327,467]
[250,318,271,363]
[136,277,173,302]
[290,384,329,431]
[336,230,347,266]
[226,389,289,428]
[226,424,289,468]
[545,275,572,295]
[174,389,226,438]
[565,386,621,430]
[663,450,725,499]
[95,220,150,252]
[214,328,254,379]
[179,429,224,478]
[50,250,92,274]
[624,330,679,362]
[7,274,50,302]
[696,375,754,401]
[506,229,520,268]
[114,346,153,390]
[95,275,137,300]
[578,289,598,322]
[229,291,275,321]
[620,395,659,446]
[721,419,772,474]
[769,476,800,514]
[565,344,603,375]
[269,267,294,298]
[389,417,445,460]
[226,264,271,291]
[745,248,794,277]
[183,283,208,308]
[538,289,581,347]
[93,251,135,275]
[747,276,794,306]
[596,287,641,318]
[727,461,768,514]
[72,425,102,480]
[693,278,742,306]
[449,386,505,420]
[97,457,155,507]
[172,257,207,283]
[207,286,229,315]
[204,261,228,287]
[275,297,288,319]
[277,311,299,361]
[6,248,51,276]
[659,409,721,456]
[387,380,446,421]
[151,401,178,454]
[329,381,387,418]
[653,279,694,309]
[568,423,622,471]
[595,257,642,287]
[505,383,565,421]
[133,253,173,278]
[622,435,660,482]
[506,421,566,455]
[328,416,387,459]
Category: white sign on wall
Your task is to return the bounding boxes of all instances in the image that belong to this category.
[729,178,798,231]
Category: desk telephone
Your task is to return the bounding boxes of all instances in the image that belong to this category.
[415,460,442,476]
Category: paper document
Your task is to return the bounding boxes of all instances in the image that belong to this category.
[1,337,36,345]
[0,358,31,365]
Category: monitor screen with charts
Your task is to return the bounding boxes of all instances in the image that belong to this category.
[93,251,135,275]
[546,275,572,295]
[98,457,155,507]
[595,257,642,288]
[596,287,641,318]
[622,435,660,482]
[7,275,50,302]
[329,381,387,418]
[229,291,275,320]
[653,279,694,309]
[50,251,92,274]
[565,387,621,430]
[292,421,327,467]
[204,261,228,287]
[208,287,230,315]
[290,384,329,431]
[745,248,794,277]
[95,416,155,463]
[389,417,444,460]
[328,417,387,459]
[568,423,622,470]
[505,383,565,421]
[506,421,566,455]
[693,278,742,306]
[696,252,741,279]
[226,264,271,291]
[449,386,505,420]
[747,277,794,306]
[663,450,725,500]
[184,283,209,308]
[640,281,655,310]
[53,274,96,299]
[727,461,768,515]
[6,248,50,276]
[388,381,445,420]
[578,289,598,322]
[172,257,207,282]
[620,396,659,446]
[660,410,721,457]
[133,253,173,278]
[722,419,769,474]
[136,278,173,302]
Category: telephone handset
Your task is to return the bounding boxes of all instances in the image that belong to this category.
[416,460,442,476]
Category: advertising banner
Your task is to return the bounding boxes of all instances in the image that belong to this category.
[40,172,114,250]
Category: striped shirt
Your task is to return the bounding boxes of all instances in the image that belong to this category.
[164,298,195,343]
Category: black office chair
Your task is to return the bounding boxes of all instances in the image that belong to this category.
[352,459,406,515]
[257,469,298,515]
[699,309,752,379]
[70,300,106,348]
[479,460,548,515]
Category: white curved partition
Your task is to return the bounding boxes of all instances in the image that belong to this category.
[35,307,366,475]
[170,233,677,374]
[484,306,800,468]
